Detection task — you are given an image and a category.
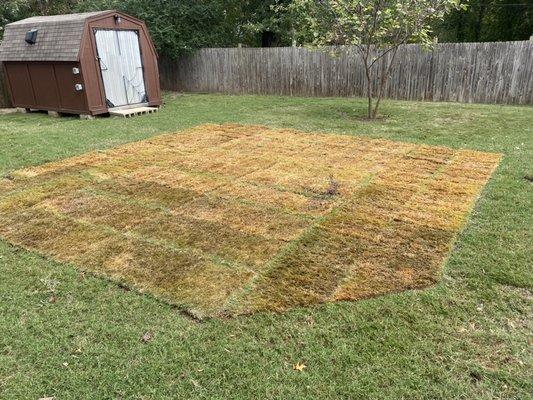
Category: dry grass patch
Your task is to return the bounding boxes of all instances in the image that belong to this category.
[0,124,501,318]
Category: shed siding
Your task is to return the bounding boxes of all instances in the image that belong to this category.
[28,64,60,109]
[5,61,88,113]
[4,63,35,106]
[79,28,106,113]
[54,63,89,112]
[139,28,162,106]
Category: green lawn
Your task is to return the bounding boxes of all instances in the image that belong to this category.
[0,93,531,399]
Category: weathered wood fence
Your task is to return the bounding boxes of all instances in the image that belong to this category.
[160,41,533,105]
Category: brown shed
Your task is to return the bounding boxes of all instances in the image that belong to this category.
[0,10,162,116]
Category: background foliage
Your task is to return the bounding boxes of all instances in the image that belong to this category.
[434,0,532,42]
[0,0,532,58]
[0,0,297,58]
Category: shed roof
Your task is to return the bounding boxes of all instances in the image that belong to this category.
[0,10,113,62]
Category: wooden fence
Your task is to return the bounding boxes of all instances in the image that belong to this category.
[160,41,533,105]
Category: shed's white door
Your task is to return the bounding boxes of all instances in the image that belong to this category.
[95,29,147,108]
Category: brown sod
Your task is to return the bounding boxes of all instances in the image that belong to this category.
[0,124,501,318]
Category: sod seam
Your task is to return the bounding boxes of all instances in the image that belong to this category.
[0,123,501,318]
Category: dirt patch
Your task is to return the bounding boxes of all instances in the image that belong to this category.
[0,123,501,318]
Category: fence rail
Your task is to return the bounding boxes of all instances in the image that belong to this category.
[160,41,533,105]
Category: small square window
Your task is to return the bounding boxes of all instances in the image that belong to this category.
[25,29,38,45]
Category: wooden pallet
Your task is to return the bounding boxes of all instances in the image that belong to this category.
[109,106,159,118]
[0,108,19,115]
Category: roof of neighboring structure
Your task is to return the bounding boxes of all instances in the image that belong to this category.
[0,10,114,62]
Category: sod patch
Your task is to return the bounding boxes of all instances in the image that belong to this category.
[0,124,501,318]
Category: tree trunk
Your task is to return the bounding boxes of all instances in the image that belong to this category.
[365,65,373,119]
[474,3,486,42]
[372,47,399,119]
[372,72,387,119]
[358,46,374,119]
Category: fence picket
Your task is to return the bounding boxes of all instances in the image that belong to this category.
[159,41,533,105]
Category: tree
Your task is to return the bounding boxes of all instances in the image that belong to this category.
[1,0,77,39]
[74,0,300,57]
[74,0,244,59]
[236,0,296,47]
[288,0,464,119]
[0,0,247,58]
[435,0,533,42]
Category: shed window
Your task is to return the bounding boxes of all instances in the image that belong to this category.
[25,29,38,44]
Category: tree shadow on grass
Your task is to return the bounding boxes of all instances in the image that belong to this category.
[283,102,390,126]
